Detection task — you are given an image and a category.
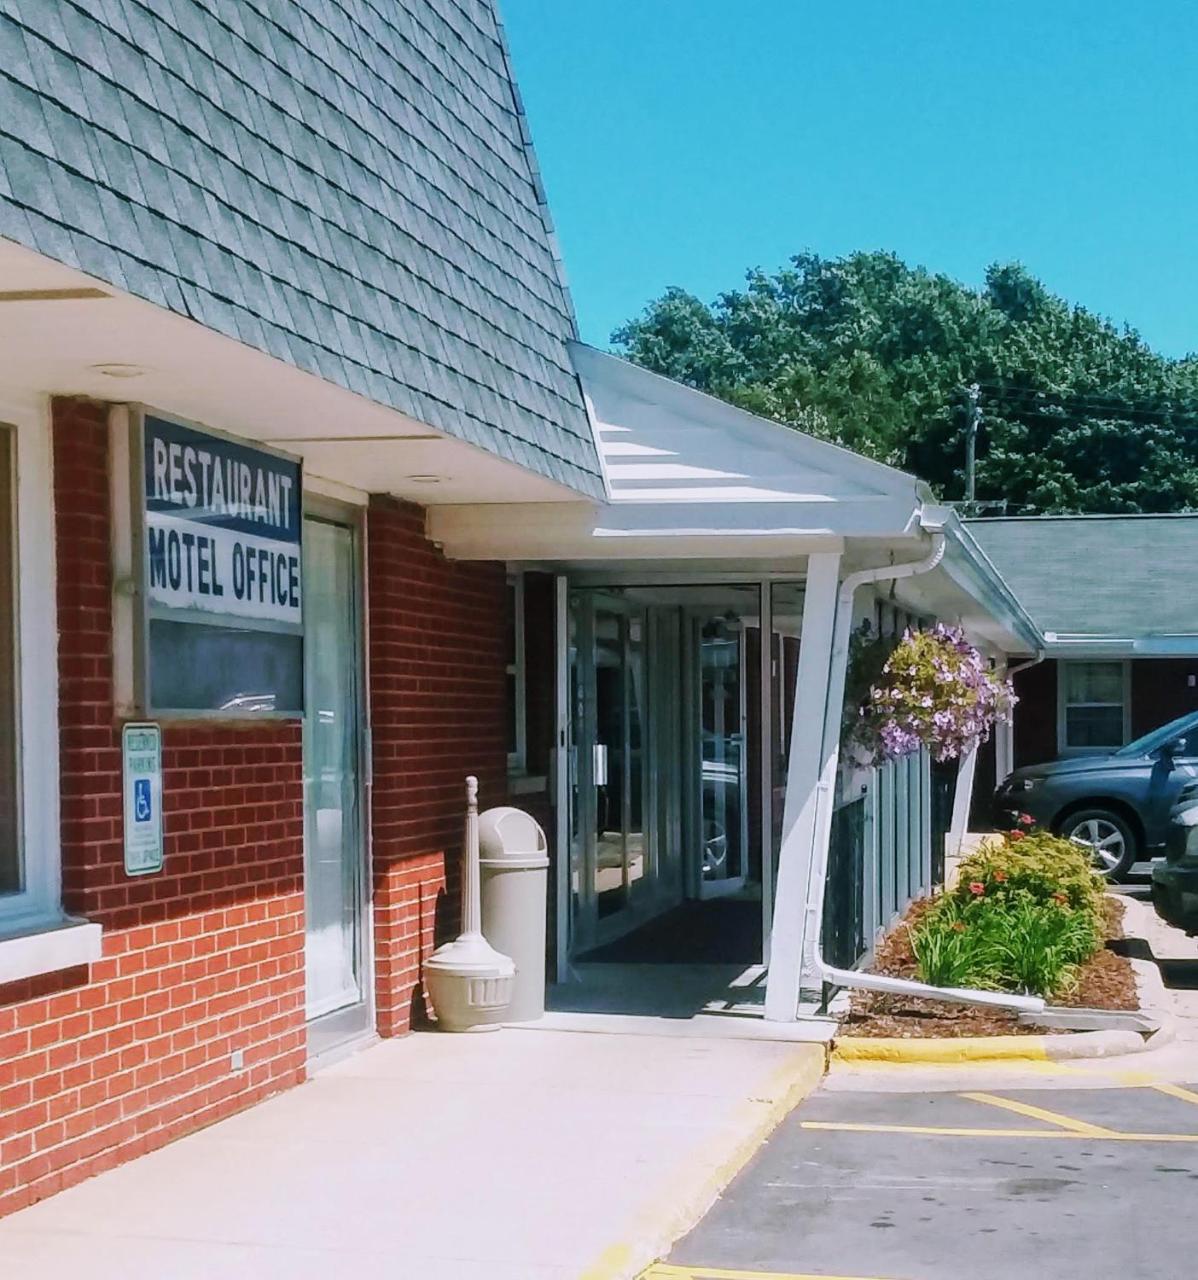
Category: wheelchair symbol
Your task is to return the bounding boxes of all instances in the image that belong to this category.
[134,778,152,823]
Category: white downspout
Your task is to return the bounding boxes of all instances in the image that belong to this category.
[802,521,1046,1015]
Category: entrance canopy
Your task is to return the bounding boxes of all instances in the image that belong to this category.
[431,344,1040,656]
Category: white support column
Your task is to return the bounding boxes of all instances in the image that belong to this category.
[991,658,1012,784]
[948,745,979,865]
[765,551,842,1022]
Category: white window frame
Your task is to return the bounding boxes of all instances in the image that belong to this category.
[0,394,101,978]
[1057,659,1132,756]
[506,571,527,775]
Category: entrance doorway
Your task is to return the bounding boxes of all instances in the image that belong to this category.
[567,584,797,966]
[302,509,370,1059]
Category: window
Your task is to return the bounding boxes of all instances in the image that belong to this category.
[0,404,101,980]
[505,574,526,773]
[1060,661,1129,751]
[0,428,17,896]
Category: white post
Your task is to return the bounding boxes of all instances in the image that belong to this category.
[461,776,482,936]
[765,551,842,1022]
[948,745,979,862]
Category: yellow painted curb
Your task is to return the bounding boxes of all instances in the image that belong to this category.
[834,1035,1050,1064]
[578,1043,828,1280]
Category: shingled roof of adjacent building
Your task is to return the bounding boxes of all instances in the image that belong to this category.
[966,514,1198,640]
[0,0,603,496]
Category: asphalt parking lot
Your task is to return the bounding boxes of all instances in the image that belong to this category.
[641,1077,1198,1280]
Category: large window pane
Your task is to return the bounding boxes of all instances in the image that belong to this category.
[1066,705,1124,749]
[0,429,18,895]
[1064,661,1124,706]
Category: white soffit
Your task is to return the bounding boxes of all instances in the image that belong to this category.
[0,238,576,507]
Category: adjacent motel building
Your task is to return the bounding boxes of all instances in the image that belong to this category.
[0,0,1044,1214]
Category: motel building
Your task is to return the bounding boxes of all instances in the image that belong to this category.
[0,1,1043,1214]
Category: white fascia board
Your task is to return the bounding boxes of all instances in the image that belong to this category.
[939,515,1043,653]
[1043,634,1198,658]
[428,495,924,561]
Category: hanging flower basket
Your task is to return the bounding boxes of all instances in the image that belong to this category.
[848,623,1015,764]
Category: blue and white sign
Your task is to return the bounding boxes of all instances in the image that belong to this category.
[143,415,302,630]
[122,722,163,876]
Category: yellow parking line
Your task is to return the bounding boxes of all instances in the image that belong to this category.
[802,1120,1075,1139]
[801,1119,1198,1142]
[960,1090,1119,1137]
[641,1265,898,1280]
[1147,1081,1198,1108]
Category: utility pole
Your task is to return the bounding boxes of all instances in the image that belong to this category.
[964,382,981,512]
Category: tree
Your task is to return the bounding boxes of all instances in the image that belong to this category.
[612,253,1198,513]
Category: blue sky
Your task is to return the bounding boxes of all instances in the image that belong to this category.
[501,1,1198,358]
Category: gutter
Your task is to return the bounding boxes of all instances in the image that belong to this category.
[801,507,1046,1015]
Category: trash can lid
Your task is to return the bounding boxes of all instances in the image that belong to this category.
[478,806,549,866]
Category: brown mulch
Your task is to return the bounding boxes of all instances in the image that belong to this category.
[839,894,1139,1039]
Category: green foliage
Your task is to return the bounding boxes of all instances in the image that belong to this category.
[912,893,1101,998]
[954,830,1105,919]
[909,829,1105,997]
[614,253,1198,514]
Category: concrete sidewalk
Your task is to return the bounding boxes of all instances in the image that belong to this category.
[0,1025,825,1280]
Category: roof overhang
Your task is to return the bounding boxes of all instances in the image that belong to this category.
[0,238,582,507]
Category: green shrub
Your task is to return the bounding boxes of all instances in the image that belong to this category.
[909,828,1106,998]
[953,829,1104,924]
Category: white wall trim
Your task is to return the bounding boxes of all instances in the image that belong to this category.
[0,391,68,940]
[0,916,102,984]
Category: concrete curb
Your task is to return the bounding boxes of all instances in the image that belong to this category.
[832,1028,1153,1064]
[833,890,1178,1066]
[577,1042,827,1280]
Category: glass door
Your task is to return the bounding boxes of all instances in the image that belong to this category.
[694,612,749,899]
[303,513,369,1058]
[570,592,657,951]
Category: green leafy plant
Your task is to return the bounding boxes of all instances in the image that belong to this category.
[909,826,1105,997]
[953,827,1104,922]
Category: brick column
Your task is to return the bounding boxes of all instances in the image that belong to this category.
[366,497,506,1035]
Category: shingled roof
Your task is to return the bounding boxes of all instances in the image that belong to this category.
[966,514,1198,641]
[0,0,603,496]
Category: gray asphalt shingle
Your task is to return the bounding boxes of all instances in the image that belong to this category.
[966,515,1198,639]
[0,0,601,495]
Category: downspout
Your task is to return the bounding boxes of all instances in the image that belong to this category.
[801,515,1046,1014]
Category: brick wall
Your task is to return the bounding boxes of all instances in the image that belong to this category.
[1013,659,1059,767]
[366,497,507,1036]
[0,399,306,1217]
[1131,659,1198,737]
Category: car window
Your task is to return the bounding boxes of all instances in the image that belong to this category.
[1114,710,1198,758]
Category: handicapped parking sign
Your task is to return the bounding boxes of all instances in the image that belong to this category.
[122,723,163,875]
[134,777,152,823]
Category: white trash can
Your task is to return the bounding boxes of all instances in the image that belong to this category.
[478,807,549,1023]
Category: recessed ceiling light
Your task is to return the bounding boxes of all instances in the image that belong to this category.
[406,474,445,484]
[90,363,147,379]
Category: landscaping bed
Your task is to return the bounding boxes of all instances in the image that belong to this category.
[838,828,1140,1040]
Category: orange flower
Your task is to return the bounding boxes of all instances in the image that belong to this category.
[968,881,985,896]
[993,870,1008,883]
[1052,891,1069,905]
[1008,829,1026,842]
[951,921,967,933]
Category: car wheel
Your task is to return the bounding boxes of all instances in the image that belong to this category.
[1059,808,1137,880]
